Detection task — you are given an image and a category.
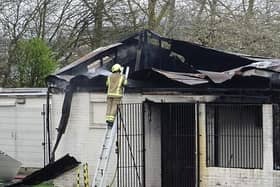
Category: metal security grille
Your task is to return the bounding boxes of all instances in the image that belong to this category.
[206,104,263,169]
[273,104,280,170]
[161,103,196,187]
[117,103,145,187]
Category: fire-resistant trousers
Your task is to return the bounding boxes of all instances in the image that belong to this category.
[106,97,121,123]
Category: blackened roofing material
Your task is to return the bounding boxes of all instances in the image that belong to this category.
[55,42,139,76]
[47,29,280,91]
[170,39,255,72]
[51,86,74,160]
[56,43,123,75]
[153,69,208,85]
[6,154,80,186]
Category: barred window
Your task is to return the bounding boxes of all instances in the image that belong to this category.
[206,104,263,169]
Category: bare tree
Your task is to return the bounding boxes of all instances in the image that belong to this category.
[0,0,279,87]
[0,0,39,86]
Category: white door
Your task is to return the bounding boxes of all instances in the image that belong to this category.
[14,105,45,168]
[0,100,46,168]
[0,105,16,158]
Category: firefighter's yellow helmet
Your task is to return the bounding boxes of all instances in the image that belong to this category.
[111,64,122,73]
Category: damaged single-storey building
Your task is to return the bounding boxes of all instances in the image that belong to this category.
[46,30,280,187]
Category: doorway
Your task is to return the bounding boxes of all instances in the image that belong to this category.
[161,103,196,187]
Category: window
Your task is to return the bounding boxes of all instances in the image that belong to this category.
[206,104,263,169]
[90,102,107,128]
[273,104,280,170]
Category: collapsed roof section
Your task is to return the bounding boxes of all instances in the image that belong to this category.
[6,154,80,186]
[47,29,280,94]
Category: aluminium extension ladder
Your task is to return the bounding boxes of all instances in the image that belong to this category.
[91,120,117,187]
[91,67,129,187]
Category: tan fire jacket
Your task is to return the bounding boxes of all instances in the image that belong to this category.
[106,72,127,98]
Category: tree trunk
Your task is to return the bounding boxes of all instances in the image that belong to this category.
[2,41,17,87]
[148,0,157,30]
[41,0,49,39]
[209,0,217,23]
[247,0,255,16]
[166,0,175,37]
[127,0,137,31]
[94,0,104,48]
[208,0,218,47]
[197,0,206,20]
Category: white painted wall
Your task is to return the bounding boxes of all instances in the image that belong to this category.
[53,93,145,187]
[51,94,216,187]
[53,92,91,187]
[0,94,47,168]
[144,103,162,187]
[53,92,280,187]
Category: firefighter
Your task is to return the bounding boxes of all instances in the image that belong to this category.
[105,63,127,128]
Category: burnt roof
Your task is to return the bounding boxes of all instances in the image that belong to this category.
[47,29,280,96]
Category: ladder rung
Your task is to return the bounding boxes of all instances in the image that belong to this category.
[92,121,116,186]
